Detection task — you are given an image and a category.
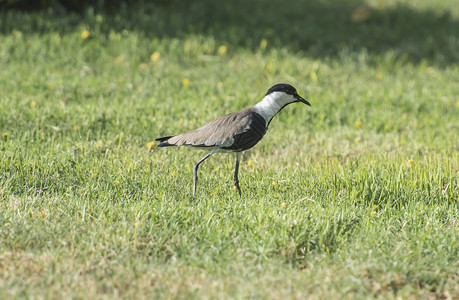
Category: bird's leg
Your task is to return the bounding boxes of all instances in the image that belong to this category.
[193,150,217,196]
[233,152,242,197]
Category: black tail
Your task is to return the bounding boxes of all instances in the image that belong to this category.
[155,135,176,147]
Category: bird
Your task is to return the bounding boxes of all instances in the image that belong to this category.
[155,83,311,196]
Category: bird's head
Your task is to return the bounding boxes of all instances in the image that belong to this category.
[265,83,311,107]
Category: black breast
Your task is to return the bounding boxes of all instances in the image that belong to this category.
[222,112,267,151]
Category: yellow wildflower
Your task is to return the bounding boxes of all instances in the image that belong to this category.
[371,211,377,217]
[376,72,383,80]
[265,63,273,73]
[272,181,277,186]
[247,159,254,167]
[30,101,36,108]
[150,51,161,64]
[73,125,79,131]
[217,45,227,55]
[81,30,90,40]
[182,78,190,88]
[232,183,241,191]
[281,202,287,208]
[354,137,361,143]
[114,180,120,185]
[355,120,362,129]
[145,141,156,150]
[406,159,414,168]
[135,221,141,228]
[455,99,459,108]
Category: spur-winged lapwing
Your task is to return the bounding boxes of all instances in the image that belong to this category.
[156,83,310,196]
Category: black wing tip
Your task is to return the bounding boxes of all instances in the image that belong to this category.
[155,135,176,147]
[155,135,173,142]
[157,143,174,147]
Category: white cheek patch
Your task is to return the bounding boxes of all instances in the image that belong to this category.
[253,92,295,123]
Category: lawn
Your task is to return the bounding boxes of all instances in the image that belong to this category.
[0,0,458,298]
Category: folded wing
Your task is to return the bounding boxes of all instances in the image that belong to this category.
[156,108,267,150]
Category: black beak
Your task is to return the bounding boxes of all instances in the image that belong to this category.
[295,94,311,106]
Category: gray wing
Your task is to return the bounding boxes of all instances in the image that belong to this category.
[163,108,262,148]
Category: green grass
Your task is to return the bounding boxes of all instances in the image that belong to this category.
[1,0,458,298]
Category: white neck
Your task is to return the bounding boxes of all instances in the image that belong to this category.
[252,92,295,124]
